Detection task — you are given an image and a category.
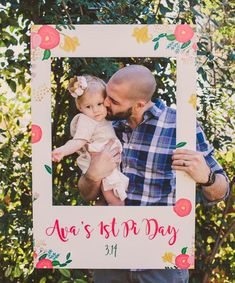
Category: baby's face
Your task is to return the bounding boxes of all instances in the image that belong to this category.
[78,91,107,122]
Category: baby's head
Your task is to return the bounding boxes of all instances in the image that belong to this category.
[68,75,107,122]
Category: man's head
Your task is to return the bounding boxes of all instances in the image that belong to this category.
[104,65,156,120]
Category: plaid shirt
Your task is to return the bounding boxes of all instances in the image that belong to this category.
[114,99,228,206]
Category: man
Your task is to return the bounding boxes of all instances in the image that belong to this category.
[78,65,229,283]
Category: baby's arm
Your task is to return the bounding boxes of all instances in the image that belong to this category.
[52,139,87,162]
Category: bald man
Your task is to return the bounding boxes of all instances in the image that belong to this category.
[79,65,229,283]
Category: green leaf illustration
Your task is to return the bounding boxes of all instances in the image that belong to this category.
[44,165,52,174]
[176,142,187,148]
[42,49,51,60]
[52,260,60,266]
[66,252,71,260]
[181,247,188,254]
[152,37,159,42]
[166,34,176,41]
[66,259,72,264]
[181,40,191,49]
[158,33,167,38]
[154,42,159,50]
[39,253,47,260]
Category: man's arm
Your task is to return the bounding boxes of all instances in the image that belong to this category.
[78,140,121,202]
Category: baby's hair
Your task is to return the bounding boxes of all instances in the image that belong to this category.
[68,75,106,110]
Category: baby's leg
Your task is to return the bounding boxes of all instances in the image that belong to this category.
[102,189,124,206]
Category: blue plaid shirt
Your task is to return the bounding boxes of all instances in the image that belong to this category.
[114,99,228,206]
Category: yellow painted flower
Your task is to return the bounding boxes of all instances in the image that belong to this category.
[162,252,175,263]
[132,26,152,44]
[188,93,197,109]
[60,35,80,52]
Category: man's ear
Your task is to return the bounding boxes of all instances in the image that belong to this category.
[133,100,146,113]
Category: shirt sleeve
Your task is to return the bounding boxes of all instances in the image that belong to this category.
[196,122,230,205]
[72,114,98,141]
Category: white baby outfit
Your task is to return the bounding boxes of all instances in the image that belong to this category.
[70,113,129,201]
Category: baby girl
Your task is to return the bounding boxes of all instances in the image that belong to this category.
[52,75,129,205]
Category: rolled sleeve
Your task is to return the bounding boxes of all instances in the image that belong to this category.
[196,122,230,205]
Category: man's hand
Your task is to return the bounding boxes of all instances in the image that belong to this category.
[86,139,121,181]
[172,149,211,183]
[78,139,121,201]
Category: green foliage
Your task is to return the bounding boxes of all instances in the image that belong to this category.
[0,0,234,282]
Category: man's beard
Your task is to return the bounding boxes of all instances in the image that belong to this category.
[106,107,132,121]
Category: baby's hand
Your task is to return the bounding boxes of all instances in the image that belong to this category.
[52,148,65,162]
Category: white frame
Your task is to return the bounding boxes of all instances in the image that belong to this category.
[31,24,197,269]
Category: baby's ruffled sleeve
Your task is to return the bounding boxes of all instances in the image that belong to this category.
[70,114,98,142]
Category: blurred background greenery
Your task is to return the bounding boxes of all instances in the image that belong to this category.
[0,0,234,282]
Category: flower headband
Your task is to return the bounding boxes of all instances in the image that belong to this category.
[68,76,88,98]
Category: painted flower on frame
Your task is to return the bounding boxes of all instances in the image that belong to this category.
[132,26,152,43]
[36,258,53,269]
[32,124,42,144]
[60,35,80,52]
[38,25,60,50]
[174,24,194,43]
[173,198,192,217]
[31,32,42,49]
[162,252,175,263]
[175,254,190,269]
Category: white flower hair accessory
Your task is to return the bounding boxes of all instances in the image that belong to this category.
[68,76,88,98]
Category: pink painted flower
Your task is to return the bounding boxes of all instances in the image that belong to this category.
[36,258,53,269]
[173,198,192,217]
[175,254,190,269]
[32,124,42,144]
[38,25,60,50]
[174,24,194,43]
[31,32,42,49]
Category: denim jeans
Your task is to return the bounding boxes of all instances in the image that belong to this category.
[94,269,189,283]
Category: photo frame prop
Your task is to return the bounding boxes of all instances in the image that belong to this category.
[31,24,197,269]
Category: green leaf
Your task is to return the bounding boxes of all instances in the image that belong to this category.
[5,266,12,277]
[176,142,187,148]
[66,252,71,260]
[39,253,47,260]
[59,269,71,278]
[152,37,159,42]
[166,34,176,41]
[52,260,60,266]
[44,165,52,174]
[181,41,191,49]
[74,280,87,283]
[5,49,14,57]
[181,247,188,254]
[65,259,72,264]
[39,277,47,283]
[7,80,17,92]
[42,49,51,60]
[154,42,159,50]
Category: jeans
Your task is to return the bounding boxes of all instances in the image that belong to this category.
[94,269,189,283]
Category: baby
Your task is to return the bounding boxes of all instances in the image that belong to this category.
[52,75,129,205]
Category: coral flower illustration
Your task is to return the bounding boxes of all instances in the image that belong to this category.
[175,254,190,269]
[38,25,60,50]
[173,198,192,217]
[174,24,194,43]
[31,32,42,49]
[36,258,53,269]
[32,124,42,144]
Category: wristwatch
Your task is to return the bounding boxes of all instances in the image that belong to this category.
[200,170,216,187]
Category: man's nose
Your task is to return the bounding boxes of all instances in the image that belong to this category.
[104,97,110,107]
